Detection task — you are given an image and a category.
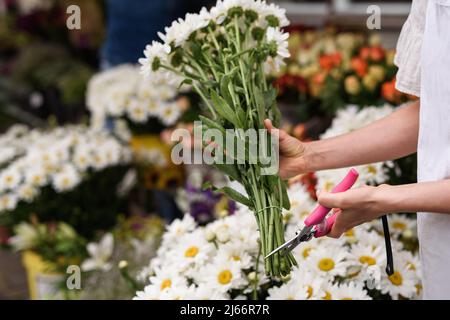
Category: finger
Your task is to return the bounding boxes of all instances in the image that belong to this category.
[327,213,345,238]
[264,119,274,132]
[317,191,343,209]
[264,119,288,142]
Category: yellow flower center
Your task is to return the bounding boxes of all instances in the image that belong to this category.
[392,222,406,230]
[307,286,313,298]
[33,176,42,184]
[322,291,332,300]
[62,177,71,187]
[407,262,416,271]
[359,256,376,266]
[367,165,377,174]
[302,248,312,258]
[5,176,13,184]
[160,279,172,290]
[1,197,10,206]
[325,182,334,192]
[218,270,233,285]
[184,246,199,258]
[318,258,335,271]
[388,271,403,286]
[232,255,241,261]
[344,229,354,237]
[341,297,353,300]
[416,284,422,294]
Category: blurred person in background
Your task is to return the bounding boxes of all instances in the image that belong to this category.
[101,0,211,68]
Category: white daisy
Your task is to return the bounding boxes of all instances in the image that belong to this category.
[305,245,350,278]
[0,193,19,212]
[325,282,371,300]
[199,257,246,293]
[158,102,182,126]
[267,281,309,300]
[52,165,81,192]
[0,167,22,191]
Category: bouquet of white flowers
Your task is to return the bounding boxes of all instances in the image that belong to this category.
[140,0,294,276]
[0,124,132,238]
[87,64,185,131]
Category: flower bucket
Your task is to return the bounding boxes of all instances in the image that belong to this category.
[130,134,184,190]
[22,251,64,300]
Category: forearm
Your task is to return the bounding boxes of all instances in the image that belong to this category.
[304,101,420,172]
[377,180,450,214]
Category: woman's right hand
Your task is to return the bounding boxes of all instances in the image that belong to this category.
[264,119,309,179]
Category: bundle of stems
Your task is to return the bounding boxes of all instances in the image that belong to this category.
[140,0,296,276]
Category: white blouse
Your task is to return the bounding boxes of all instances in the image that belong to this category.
[394,0,428,97]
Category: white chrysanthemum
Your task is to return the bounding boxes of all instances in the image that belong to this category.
[289,269,327,299]
[199,257,247,293]
[158,102,182,126]
[193,284,230,300]
[325,282,371,300]
[134,285,164,300]
[159,285,197,300]
[379,214,417,239]
[347,242,386,281]
[52,165,81,192]
[168,230,214,271]
[88,64,183,127]
[148,266,188,292]
[139,41,171,76]
[17,184,39,203]
[267,281,309,300]
[264,27,290,74]
[0,193,19,212]
[216,241,253,269]
[162,214,197,245]
[380,259,417,299]
[0,167,22,192]
[305,245,350,278]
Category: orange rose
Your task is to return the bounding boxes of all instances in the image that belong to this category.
[370,46,386,62]
[351,57,368,77]
[359,47,371,60]
[382,79,399,102]
[319,55,335,71]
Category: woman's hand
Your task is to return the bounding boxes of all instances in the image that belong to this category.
[264,119,309,179]
[317,184,390,238]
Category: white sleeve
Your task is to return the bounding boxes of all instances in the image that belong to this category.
[394,0,428,97]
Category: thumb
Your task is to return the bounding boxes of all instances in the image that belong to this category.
[264,119,288,142]
[317,191,343,209]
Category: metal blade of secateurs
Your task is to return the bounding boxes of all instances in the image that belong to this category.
[264,226,313,259]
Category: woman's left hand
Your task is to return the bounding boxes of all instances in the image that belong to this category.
[317,184,389,238]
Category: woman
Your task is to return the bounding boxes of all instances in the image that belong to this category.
[265,0,450,299]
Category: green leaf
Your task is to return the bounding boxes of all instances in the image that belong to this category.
[254,86,266,125]
[212,163,241,182]
[210,90,240,126]
[280,180,291,210]
[199,115,226,135]
[204,183,254,208]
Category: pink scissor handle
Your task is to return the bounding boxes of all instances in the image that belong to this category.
[314,212,338,237]
[304,168,359,229]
